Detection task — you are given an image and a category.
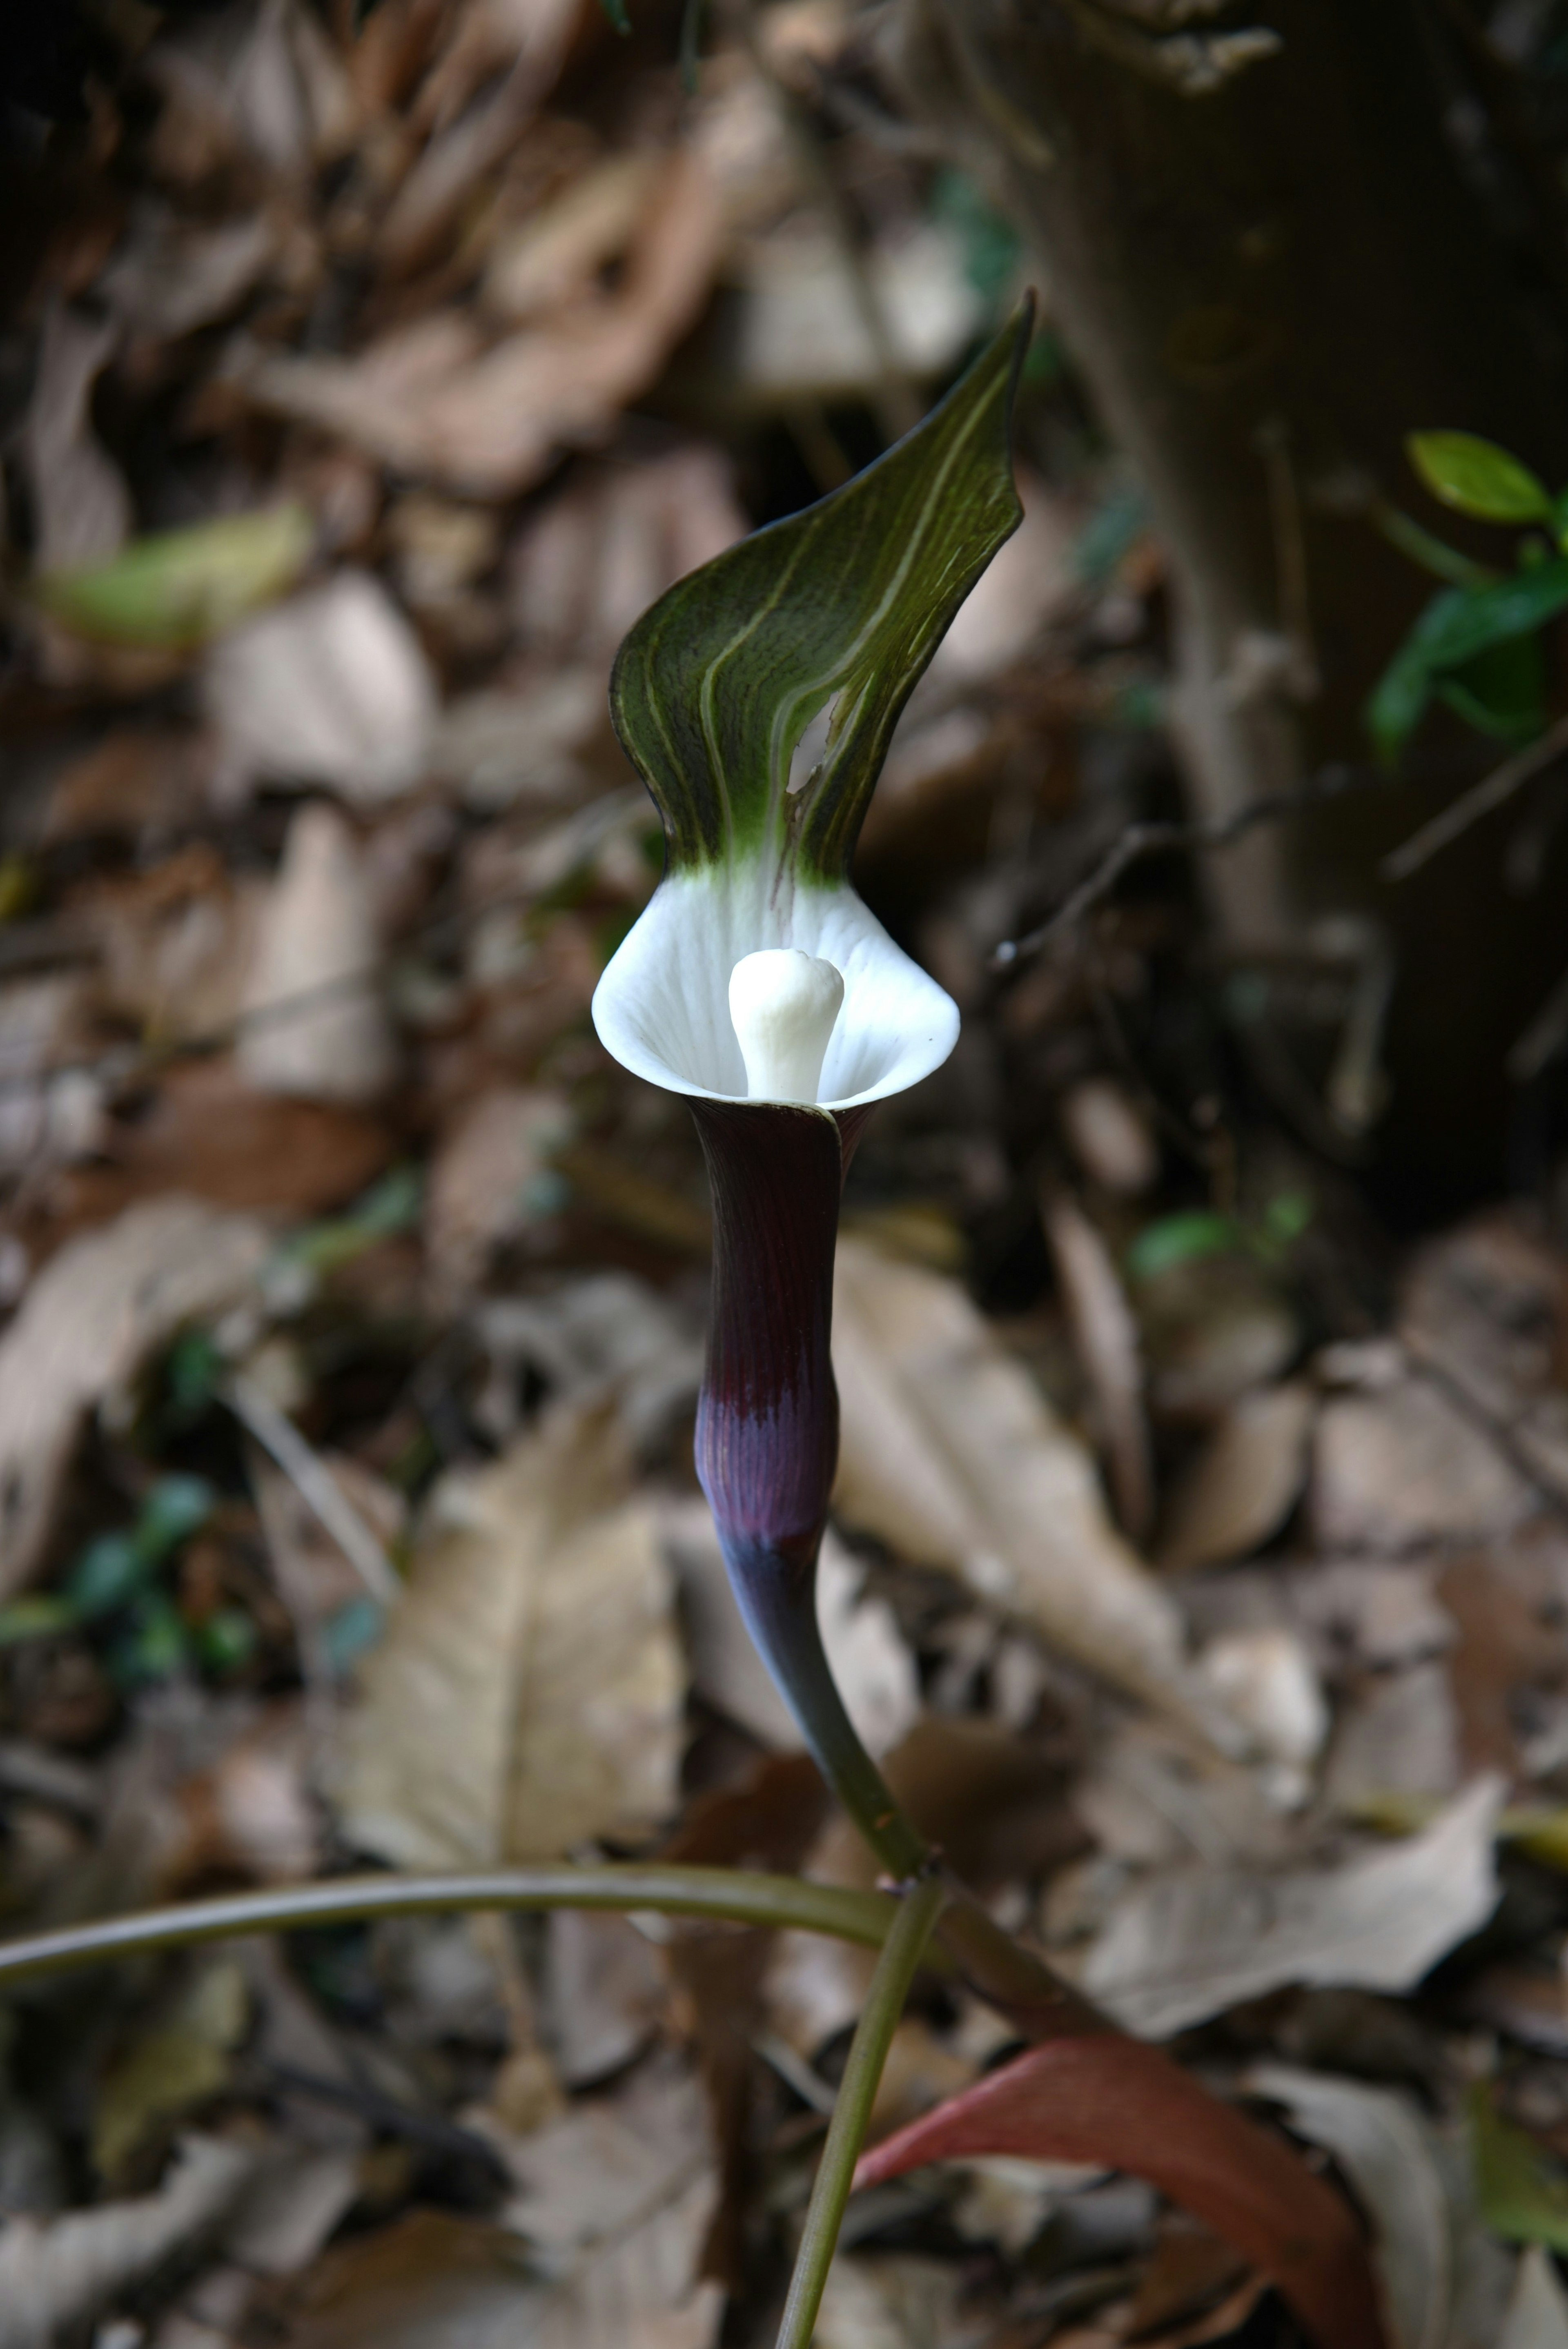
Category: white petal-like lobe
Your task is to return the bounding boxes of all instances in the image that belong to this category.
[592,870,959,1109]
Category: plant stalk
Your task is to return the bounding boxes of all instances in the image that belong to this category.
[0,1863,897,1990]
[776,1870,947,2349]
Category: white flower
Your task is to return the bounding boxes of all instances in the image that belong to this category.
[591,865,958,1110]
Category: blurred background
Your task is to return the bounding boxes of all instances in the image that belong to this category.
[6,5,1568,2346]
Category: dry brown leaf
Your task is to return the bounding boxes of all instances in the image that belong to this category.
[482,150,662,321]
[425,1085,571,1298]
[333,1404,684,1868]
[0,1197,267,1596]
[101,203,276,339]
[21,306,131,574]
[59,1058,395,1222]
[1059,1075,1159,1197]
[277,2064,720,2349]
[1042,1189,1152,1540]
[240,151,724,496]
[1503,2247,1568,2349]
[1312,1378,1536,1554]
[1081,1775,1503,2038]
[205,571,439,803]
[239,803,397,1106]
[0,2133,259,2349]
[1244,2064,1509,2349]
[1159,1382,1316,1571]
[830,1239,1242,1748]
[540,1909,667,2087]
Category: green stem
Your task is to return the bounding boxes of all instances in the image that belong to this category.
[0,1864,896,1989]
[776,1871,947,2349]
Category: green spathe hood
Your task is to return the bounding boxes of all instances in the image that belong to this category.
[592,304,1031,1108]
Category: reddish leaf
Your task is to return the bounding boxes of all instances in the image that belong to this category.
[853,2032,1388,2349]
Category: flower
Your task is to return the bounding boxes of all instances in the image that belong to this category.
[589,307,1030,1846]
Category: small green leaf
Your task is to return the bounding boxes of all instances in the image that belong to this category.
[610,305,1031,882]
[37,504,314,651]
[1408,431,1552,525]
[136,1474,217,1563]
[1126,1211,1238,1282]
[1368,562,1568,760]
[68,1534,148,1619]
[599,0,631,28]
[196,1608,258,1673]
[1472,2084,1568,2252]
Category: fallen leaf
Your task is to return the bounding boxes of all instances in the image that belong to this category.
[239,151,724,497]
[1159,1383,1316,1571]
[1503,2247,1568,2349]
[811,2253,968,2349]
[0,1197,267,1596]
[541,1909,667,2087]
[1245,2065,1470,2349]
[831,1238,1242,1748]
[334,1403,684,1868]
[1400,1216,1568,1514]
[94,1962,249,2184]
[1313,1380,1535,1554]
[100,201,277,339]
[853,2033,1388,2349]
[1059,1075,1159,1198]
[40,506,314,652]
[204,570,439,802]
[1196,1625,1327,1803]
[482,150,663,321]
[59,1058,395,1222]
[0,2133,258,2349]
[239,802,397,1106]
[425,1086,571,1299]
[20,306,130,575]
[1081,1776,1504,2038]
[1043,1190,1153,1540]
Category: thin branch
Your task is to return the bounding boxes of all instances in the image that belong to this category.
[990,763,1367,969]
[0,1864,898,1989]
[225,1374,401,1606]
[1381,713,1568,883]
[775,1872,947,2349]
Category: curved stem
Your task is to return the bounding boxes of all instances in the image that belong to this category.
[777,1871,947,2349]
[0,1864,898,1990]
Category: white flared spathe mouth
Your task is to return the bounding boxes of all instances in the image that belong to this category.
[591,866,960,1110]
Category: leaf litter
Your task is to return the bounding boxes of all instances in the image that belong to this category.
[2,5,1568,2344]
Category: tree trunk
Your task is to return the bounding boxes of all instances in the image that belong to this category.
[904,0,1568,1203]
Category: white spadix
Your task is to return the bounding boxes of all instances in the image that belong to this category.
[728,948,844,1104]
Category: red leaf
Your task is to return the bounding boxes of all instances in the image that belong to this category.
[853,2032,1388,2349]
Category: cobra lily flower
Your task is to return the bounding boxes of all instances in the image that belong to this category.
[592,309,1030,1852]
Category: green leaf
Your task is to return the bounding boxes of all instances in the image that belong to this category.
[1368,562,1568,759]
[0,1595,78,1645]
[68,1533,147,1619]
[609,304,1031,882]
[136,1474,217,1562]
[1126,1211,1239,1282]
[599,0,631,28]
[37,504,314,651]
[1472,2085,1568,2252]
[1408,431,1553,525]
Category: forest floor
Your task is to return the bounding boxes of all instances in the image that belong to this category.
[2,4,1568,2346]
